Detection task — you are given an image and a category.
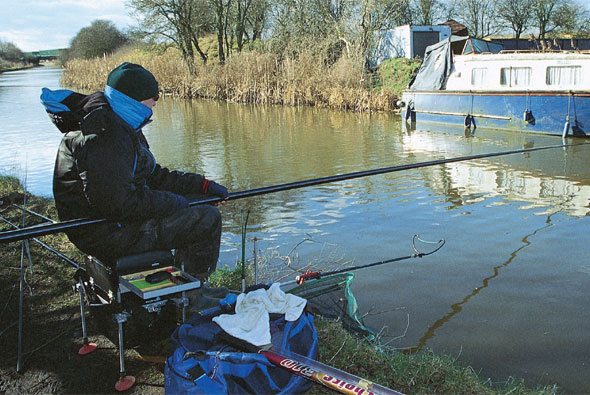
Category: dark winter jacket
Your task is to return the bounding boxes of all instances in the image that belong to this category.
[42,88,208,240]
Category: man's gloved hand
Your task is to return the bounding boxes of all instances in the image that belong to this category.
[203,179,229,199]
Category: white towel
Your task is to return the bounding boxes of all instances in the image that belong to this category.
[212,282,307,346]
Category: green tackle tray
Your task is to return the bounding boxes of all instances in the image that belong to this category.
[118,266,201,300]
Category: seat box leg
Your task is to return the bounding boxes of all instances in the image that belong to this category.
[114,311,135,391]
[75,276,97,356]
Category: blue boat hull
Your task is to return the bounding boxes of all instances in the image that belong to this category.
[401,91,590,137]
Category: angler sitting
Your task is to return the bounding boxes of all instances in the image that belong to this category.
[42,62,228,279]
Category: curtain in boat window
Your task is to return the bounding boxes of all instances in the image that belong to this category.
[546,66,581,86]
[500,67,531,87]
[471,68,487,86]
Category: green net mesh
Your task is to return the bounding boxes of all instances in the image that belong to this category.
[283,273,375,340]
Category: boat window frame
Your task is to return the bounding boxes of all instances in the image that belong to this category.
[546,65,582,86]
[471,67,488,86]
[500,66,532,87]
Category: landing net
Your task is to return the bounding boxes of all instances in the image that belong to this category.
[283,273,375,340]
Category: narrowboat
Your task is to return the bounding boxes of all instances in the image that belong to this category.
[400,36,590,137]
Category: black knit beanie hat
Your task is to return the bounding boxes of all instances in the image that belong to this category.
[106,62,159,102]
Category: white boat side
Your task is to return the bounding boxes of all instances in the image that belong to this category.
[401,37,590,136]
[445,51,590,92]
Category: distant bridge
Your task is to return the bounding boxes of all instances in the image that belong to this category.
[24,49,66,61]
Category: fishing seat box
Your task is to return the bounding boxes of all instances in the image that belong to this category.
[75,250,202,390]
[84,250,201,303]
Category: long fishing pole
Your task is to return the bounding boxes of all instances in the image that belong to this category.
[218,332,403,395]
[0,142,586,244]
[288,235,444,286]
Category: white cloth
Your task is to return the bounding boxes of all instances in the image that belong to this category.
[212,282,307,346]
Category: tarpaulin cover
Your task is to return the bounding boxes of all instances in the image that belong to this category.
[165,306,318,394]
[408,37,453,91]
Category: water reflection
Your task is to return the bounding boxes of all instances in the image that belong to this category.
[146,97,405,243]
[401,125,590,216]
[410,214,555,354]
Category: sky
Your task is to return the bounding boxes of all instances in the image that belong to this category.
[4,0,590,53]
[0,0,136,52]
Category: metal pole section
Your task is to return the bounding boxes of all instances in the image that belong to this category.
[16,184,29,373]
[78,279,88,343]
[1,142,587,244]
[253,237,258,286]
[16,240,25,372]
[0,216,83,270]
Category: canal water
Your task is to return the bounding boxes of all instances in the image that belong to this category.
[1,66,589,392]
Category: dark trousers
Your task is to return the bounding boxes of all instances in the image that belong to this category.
[70,205,222,278]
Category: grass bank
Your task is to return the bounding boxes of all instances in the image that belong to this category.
[0,61,36,73]
[61,47,420,113]
[0,175,557,394]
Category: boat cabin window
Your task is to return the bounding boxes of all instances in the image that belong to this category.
[471,68,487,86]
[500,67,532,87]
[462,38,503,55]
[546,66,581,86]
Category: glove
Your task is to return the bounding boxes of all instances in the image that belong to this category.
[203,179,229,199]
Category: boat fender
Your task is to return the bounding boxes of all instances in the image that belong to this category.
[571,121,585,137]
[464,114,475,128]
[404,101,414,121]
[562,120,570,138]
[523,110,535,126]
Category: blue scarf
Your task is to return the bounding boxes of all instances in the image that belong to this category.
[104,85,153,131]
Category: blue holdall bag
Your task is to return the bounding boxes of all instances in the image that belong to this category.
[165,303,319,394]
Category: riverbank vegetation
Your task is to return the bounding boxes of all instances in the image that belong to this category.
[0,39,37,72]
[62,44,420,112]
[0,175,559,393]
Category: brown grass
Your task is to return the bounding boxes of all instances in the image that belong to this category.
[61,47,398,112]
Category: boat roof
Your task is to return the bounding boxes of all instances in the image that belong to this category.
[450,36,503,55]
[408,36,590,91]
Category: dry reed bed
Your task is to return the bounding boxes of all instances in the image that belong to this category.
[61,48,396,112]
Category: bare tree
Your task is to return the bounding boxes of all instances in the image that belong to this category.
[530,0,565,41]
[455,0,498,38]
[129,0,213,70]
[553,1,590,35]
[496,0,533,48]
[208,0,231,63]
[552,0,590,49]
[246,0,269,41]
[410,0,446,25]
[0,39,25,62]
[269,0,349,55]
[357,0,411,66]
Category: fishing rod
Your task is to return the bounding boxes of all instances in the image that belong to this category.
[289,234,444,287]
[0,141,586,244]
[218,331,403,395]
